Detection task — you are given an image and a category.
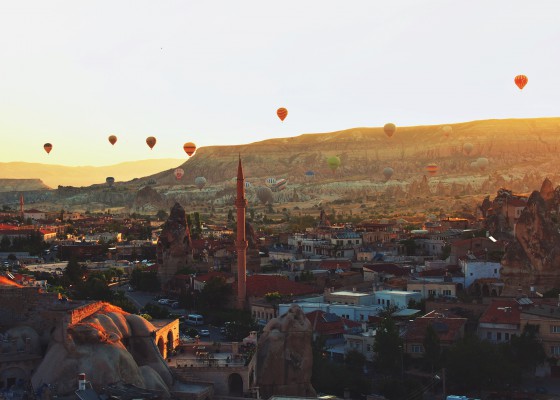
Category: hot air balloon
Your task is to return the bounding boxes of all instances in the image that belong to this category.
[108,135,117,145]
[327,156,341,173]
[383,167,394,181]
[384,123,396,138]
[277,107,288,122]
[174,168,184,180]
[442,126,452,138]
[463,143,473,155]
[106,177,115,187]
[146,136,156,149]
[476,157,489,171]
[195,176,207,190]
[244,181,252,189]
[43,143,53,154]
[304,170,315,179]
[470,161,479,169]
[514,74,528,90]
[272,178,288,192]
[265,177,276,187]
[425,163,439,176]
[183,142,196,156]
[256,186,274,205]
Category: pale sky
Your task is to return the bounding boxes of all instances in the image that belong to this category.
[1,1,560,166]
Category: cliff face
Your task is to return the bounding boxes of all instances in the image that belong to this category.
[500,182,560,294]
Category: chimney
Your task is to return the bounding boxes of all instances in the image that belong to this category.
[78,373,86,391]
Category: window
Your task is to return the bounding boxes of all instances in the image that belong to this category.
[494,269,497,274]
[443,290,451,296]
[428,290,436,296]
[366,344,372,352]
[505,333,510,341]
[552,346,560,356]
[486,332,492,340]
[551,326,560,333]
[411,345,423,353]
[497,332,502,341]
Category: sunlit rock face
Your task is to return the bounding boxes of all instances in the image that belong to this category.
[31,307,172,398]
[156,202,193,285]
[501,189,560,294]
[256,304,316,399]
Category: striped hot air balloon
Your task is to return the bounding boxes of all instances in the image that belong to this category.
[514,74,528,90]
[183,142,197,156]
[277,107,288,121]
[425,163,439,176]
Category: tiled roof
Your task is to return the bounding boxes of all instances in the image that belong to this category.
[306,310,362,336]
[246,275,320,298]
[405,311,467,344]
[364,263,409,276]
[479,299,521,325]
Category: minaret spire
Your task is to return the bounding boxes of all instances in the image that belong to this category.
[235,155,248,309]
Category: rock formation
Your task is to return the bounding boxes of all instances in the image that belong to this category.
[132,185,166,212]
[256,304,316,399]
[156,202,193,285]
[501,185,560,294]
[31,305,172,398]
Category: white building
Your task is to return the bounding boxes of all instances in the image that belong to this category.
[373,290,422,309]
[459,258,501,288]
[278,302,383,323]
[344,325,376,361]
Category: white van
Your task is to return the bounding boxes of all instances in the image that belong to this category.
[186,314,204,326]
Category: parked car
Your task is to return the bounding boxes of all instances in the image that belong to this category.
[199,329,210,337]
[157,298,170,305]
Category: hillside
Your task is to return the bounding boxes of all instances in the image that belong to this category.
[4,117,560,215]
[0,159,184,188]
[0,179,50,192]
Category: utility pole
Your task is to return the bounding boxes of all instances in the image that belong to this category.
[442,367,446,399]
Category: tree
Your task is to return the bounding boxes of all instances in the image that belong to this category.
[198,276,232,309]
[373,317,402,375]
[422,324,441,373]
[64,258,85,286]
[156,209,168,221]
[510,323,547,373]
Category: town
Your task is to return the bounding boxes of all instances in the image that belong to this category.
[1,170,559,400]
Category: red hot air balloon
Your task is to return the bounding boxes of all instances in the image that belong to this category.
[426,163,439,176]
[108,135,117,145]
[43,143,53,154]
[277,107,288,122]
[146,136,156,149]
[183,142,196,156]
[514,75,528,90]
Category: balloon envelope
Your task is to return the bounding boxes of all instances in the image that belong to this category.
[174,168,184,180]
[383,167,394,181]
[426,163,438,176]
[327,156,341,172]
[463,143,473,155]
[146,136,156,149]
[304,170,315,178]
[476,157,489,171]
[195,176,207,190]
[183,142,196,156]
[265,177,276,187]
[108,135,117,145]
[514,74,528,90]
[384,123,396,138]
[43,143,52,154]
[277,107,288,122]
[106,177,115,187]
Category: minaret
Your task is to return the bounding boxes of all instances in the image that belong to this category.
[19,194,24,219]
[235,156,248,309]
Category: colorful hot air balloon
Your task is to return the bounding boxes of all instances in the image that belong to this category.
[108,135,117,145]
[106,177,115,187]
[514,74,528,90]
[304,170,315,179]
[442,126,452,138]
[174,168,184,180]
[183,142,196,156]
[277,107,288,122]
[256,186,274,205]
[384,123,396,138]
[425,163,439,176]
[146,136,156,149]
[383,167,394,181]
[43,143,53,154]
[244,181,252,189]
[272,178,288,192]
[265,177,276,187]
[327,156,341,173]
[463,143,473,155]
[195,176,207,190]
